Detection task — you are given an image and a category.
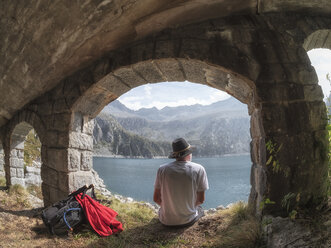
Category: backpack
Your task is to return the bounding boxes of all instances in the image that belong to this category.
[41,184,96,235]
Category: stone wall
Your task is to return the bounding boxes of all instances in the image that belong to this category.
[0,13,329,215]
[25,162,42,187]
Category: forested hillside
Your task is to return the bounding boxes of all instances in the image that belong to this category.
[93,98,250,158]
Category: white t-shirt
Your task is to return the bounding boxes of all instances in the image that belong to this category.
[154,160,209,226]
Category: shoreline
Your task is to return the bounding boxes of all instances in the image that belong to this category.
[93,152,250,159]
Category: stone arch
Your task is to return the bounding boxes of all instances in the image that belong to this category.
[16,14,328,214]
[71,58,267,213]
[73,59,257,118]
[3,110,46,188]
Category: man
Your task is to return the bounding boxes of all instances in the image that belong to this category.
[153,138,209,227]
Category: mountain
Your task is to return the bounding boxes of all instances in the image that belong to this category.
[93,113,171,158]
[94,98,250,157]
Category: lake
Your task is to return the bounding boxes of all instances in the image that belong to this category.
[93,154,252,209]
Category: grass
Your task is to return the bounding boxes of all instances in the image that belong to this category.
[0,176,6,187]
[0,185,264,247]
[26,184,43,199]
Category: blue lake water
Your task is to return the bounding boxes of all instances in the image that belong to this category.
[93,155,251,209]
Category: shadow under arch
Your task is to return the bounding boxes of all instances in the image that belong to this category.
[72,58,266,214]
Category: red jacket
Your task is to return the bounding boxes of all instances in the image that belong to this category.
[75,193,123,236]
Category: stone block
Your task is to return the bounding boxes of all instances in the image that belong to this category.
[179,59,206,84]
[132,61,165,84]
[97,74,130,96]
[154,59,186,82]
[25,166,40,174]
[285,102,311,135]
[256,84,289,103]
[81,151,92,171]
[251,164,267,197]
[10,157,24,168]
[113,67,147,89]
[261,103,288,135]
[68,148,80,172]
[11,177,25,187]
[25,174,42,186]
[52,113,71,131]
[47,148,68,172]
[82,116,94,135]
[69,132,93,150]
[71,112,83,132]
[250,109,265,138]
[42,167,58,188]
[256,64,287,84]
[10,167,16,177]
[16,168,24,178]
[307,102,327,130]
[57,172,69,192]
[303,85,324,101]
[49,186,67,204]
[18,149,24,159]
[68,171,94,192]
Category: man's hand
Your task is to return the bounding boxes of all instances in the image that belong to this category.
[196,191,205,206]
[153,188,162,206]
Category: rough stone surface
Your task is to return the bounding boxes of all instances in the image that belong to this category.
[0,2,330,217]
[263,214,331,248]
[25,163,42,186]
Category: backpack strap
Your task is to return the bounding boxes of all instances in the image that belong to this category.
[63,208,82,231]
[81,184,97,200]
[68,185,88,198]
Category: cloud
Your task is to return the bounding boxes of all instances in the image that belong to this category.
[308,48,331,97]
[116,49,331,110]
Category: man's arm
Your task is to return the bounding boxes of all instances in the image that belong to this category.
[196,191,205,206]
[153,188,162,206]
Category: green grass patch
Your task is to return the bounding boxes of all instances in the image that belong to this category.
[213,201,263,248]
[8,184,31,208]
[26,184,43,199]
[0,176,6,187]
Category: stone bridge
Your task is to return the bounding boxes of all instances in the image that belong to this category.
[0,0,330,215]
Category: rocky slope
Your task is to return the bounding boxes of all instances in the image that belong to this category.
[93,113,170,158]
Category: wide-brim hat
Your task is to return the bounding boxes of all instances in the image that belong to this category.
[169,138,194,159]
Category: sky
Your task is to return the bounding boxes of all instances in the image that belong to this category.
[118,48,331,110]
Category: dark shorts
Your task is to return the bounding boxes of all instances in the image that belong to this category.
[162,206,205,228]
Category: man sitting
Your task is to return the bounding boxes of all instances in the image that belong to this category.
[153,138,209,227]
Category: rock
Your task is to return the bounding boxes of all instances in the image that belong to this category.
[216,205,226,210]
[206,208,217,214]
[263,215,329,248]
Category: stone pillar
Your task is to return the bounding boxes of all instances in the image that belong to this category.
[249,107,267,214]
[9,143,25,186]
[255,46,329,214]
[67,112,94,192]
[41,111,94,206]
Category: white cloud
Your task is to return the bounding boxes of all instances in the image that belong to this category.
[116,49,331,110]
[307,48,331,97]
[144,84,152,97]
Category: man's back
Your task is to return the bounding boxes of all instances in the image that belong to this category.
[154,160,209,226]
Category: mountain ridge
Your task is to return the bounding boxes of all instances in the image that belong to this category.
[94,97,250,158]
